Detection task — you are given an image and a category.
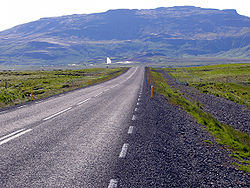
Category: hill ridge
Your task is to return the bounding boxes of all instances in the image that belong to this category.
[0,6,249,66]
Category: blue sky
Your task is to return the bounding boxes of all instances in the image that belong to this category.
[1,0,249,31]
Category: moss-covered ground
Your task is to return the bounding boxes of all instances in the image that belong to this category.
[166,64,249,107]
[149,67,250,173]
[0,67,127,108]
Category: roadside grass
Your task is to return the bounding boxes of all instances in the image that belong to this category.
[0,67,127,108]
[166,63,250,107]
[203,140,213,145]
[149,69,250,173]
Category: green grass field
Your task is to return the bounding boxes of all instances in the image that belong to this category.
[0,67,127,108]
[149,68,250,173]
[166,63,250,107]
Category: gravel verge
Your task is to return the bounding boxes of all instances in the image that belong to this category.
[117,73,249,187]
[160,70,250,134]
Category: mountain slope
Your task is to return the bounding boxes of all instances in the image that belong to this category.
[0,6,249,66]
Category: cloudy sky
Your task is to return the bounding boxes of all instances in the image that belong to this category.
[0,0,249,31]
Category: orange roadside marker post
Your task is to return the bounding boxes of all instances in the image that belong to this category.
[150,85,153,98]
[31,88,34,101]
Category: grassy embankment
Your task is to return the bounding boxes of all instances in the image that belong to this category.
[167,63,249,107]
[149,67,250,173]
[0,67,127,108]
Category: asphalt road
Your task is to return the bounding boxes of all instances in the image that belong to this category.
[115,74,248,187]
[0,66,144,187]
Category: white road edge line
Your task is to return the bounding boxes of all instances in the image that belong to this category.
[119,143,129,158]
[18,105,26,109]
[94,92,103,97]
[77,98,90,105]
[0,129,25,141]
[110,84,119,88]
[43,107,72,121]
[132,115,136,121]
[108,179,118,188]
[0,111,6,114]
[0,129,32,146]
[128,126,134,134]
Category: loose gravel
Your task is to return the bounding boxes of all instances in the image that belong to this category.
[117,73,249,187]
[161,70,250,134]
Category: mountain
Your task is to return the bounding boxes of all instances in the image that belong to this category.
[0,6,249,66]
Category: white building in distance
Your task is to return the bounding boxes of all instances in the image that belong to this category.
[106,57,111,64]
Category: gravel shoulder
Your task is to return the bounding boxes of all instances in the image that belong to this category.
[116,72,249,187]
[161,70,250,134]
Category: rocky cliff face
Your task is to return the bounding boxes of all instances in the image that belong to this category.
[0,6,249,65]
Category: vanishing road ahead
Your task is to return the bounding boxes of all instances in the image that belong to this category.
[0,66,144,187]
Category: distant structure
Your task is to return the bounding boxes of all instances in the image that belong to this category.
[106,57,111,64]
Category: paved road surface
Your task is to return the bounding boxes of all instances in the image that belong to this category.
[114,80,248,187]
[0,66,144,187]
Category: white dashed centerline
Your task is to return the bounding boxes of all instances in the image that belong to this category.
[119,143,129,158]
[132,115,136,121]
[108,179,118,188]
[0,129,25,141]
[128,126,134,134]
[43,107,72,121]
[104,88,110,92]
[0,129,32,146]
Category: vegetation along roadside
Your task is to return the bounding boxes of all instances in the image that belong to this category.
[166,63,249,107]
[0,67,128,109]
[149,67,250,173]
